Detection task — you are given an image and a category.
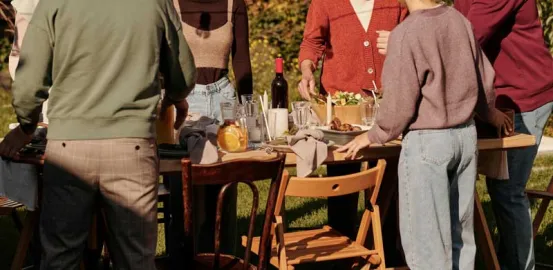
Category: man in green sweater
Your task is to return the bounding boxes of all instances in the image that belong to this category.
[0,0,196,268]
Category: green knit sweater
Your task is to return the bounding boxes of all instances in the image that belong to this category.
[12,0,196,140]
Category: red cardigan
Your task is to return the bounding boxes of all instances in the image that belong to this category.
[455,0,553,112]
[299,0,407,95]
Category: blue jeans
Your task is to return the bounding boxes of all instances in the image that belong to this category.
[186,76,237,125]
[399,122,477,270]
[486,101,553,270]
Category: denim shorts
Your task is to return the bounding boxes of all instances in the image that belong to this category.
[185,76,237,126]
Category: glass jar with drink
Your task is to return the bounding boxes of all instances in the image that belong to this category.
[156,90,176,144]
[217,102,248,152]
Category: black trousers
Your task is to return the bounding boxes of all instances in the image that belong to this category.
[326,163,361,239]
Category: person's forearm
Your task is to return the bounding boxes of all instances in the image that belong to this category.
[300,59,316,73]
[298,0,328,68]
[232,1,253,98]
[12,24,52,134]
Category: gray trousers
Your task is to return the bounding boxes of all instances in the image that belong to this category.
[40,139,159,270]
[399,122,477,270]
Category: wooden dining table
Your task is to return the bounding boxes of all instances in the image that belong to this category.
[4,133,536,269]
[159,133,536,270]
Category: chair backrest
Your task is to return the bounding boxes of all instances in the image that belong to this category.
[181,154,286,270]
[282,160,385,201]
[275,160,387,244]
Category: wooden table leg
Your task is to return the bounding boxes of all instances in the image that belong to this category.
[375,157,405,267]
[11,166,44,270]
[10,210,39,270]
[165,172,185,270]
[474,191,500,270]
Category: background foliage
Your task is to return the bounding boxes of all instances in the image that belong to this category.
[0,0,552,119]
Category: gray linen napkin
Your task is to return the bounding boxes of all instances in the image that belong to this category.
[179,127,219,164]
[287,129,328,177]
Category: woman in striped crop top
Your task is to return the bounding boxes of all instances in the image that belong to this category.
[172,0,252,254]
[173,0,252,126]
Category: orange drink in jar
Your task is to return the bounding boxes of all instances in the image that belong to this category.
[217,119,248,152]
[217,102,248,152]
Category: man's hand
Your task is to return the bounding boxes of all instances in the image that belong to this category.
[336,134,372,159]
[376,30,391,55]
[298,60,317,100]
[490,109,514,136]
[160,97,189,130]
[0,126,33,159]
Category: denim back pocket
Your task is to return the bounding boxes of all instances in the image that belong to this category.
[418,130,454,166]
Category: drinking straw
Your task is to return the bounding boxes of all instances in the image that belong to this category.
[259,95,273,141]
[371,80,380,107]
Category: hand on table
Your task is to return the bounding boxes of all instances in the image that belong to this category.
[376,30,390,55]
[161,97,189,130]
[0,126,33,159]
[337,134,372,160]
[490,109,514,136]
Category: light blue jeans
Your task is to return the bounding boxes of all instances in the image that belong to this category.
[399,121,477,270]
[186,76,239,253]
[186,76,237,125]
[487,101,553,270]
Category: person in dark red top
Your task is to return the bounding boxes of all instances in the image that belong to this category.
[455,1,553,269]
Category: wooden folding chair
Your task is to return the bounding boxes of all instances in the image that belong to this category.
[244,159,387,270]
[1,197,39,270]
[180,154,286,270]
[527,177,553,269]
[527,177,553,238]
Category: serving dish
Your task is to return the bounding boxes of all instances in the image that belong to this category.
[316,125,371,145]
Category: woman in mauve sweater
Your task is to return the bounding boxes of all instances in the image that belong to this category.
[297,0,407,239]
[338,0,513,268]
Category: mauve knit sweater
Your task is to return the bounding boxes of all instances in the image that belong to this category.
[366,5,498,144]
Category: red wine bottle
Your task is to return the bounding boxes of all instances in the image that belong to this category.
[271,58,288,109]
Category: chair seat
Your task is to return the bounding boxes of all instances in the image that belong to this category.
[526,190,553,200]
[243,226,377,266]
[194,254,257,270]
[0,197,24,215]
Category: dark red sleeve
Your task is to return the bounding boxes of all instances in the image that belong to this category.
[462,0,526,46]
[298,0,329,67]
[231,0,253,97]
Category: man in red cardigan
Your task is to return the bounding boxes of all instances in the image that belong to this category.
[455,1,553,269]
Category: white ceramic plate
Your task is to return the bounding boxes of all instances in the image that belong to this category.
[316,124,371,135]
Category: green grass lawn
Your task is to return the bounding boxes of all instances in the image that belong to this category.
[2,161,552,269]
